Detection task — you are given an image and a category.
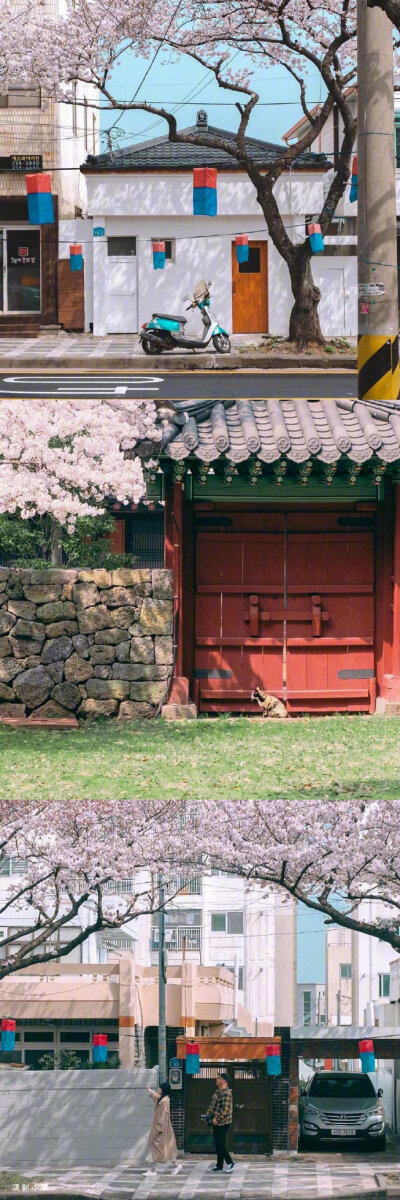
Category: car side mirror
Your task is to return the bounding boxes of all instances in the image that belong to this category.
[378,1088,383,1097]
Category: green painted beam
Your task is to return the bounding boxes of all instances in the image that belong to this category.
[190,477,378,501]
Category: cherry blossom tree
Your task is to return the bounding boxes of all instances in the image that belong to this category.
[0,399,160,559]
[0,0,359,345]
[193,797,400,952]
[0,798,188,977]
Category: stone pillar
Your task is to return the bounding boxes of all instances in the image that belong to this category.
[118,955,136,1068]
[381,482,400,709]
[180,961,196,1037]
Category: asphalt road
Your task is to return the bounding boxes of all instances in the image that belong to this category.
[0,371,357,401]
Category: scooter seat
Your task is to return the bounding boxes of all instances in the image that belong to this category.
[152,311,187,324]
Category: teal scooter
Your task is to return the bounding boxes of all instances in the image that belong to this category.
[139,279,231,355]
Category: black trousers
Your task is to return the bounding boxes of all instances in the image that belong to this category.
[213,1124,233,1169]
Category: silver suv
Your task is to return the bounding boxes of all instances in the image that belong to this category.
[299,1071,386,1151]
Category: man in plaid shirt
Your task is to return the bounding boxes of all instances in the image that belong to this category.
[206,1073,235,1173]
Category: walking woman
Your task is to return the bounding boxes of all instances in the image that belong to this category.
[146,1082,182,1175]
[206,1072,235,1173]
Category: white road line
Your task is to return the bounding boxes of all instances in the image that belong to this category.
[316,1162,333,1195]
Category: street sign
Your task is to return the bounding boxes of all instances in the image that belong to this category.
[170,1057,182,1068]
[93,227,105,237]
[358,282,385,297]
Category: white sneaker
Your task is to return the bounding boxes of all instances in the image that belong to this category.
[224,1163,234,1173]
[172,1164,183,1174]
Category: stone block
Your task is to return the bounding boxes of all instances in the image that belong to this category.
[0,610,16,635]
[7,600,37,619]
[72,634,90,659]
[94,628,129,645]
[52,682,82,711]
[118,701,154,720]
[0,658,26,683]
[161,703,198,720]
[89,645,115,665]
[13,666,53,709]
[0,703,27,719]
[9,637,43,659]
[0,568,9,581]
[129,682,167,704]
[129,637,154,664]
[41,636,73,664]
[11,618,45,643]
[45,620,78,638]
[29,700,73,721]
[115,642,130,662]
[115,664,168,682]
[0,682,16,701]
[23,584,62,604]
[85,679,130,701]
[152,569,174,599]
[93,666,113,679]
[36,601,76,623]
[0,637,11,658]
[136,599,173,635]
[99,587,138,607]
[47,662,64,685]
[78,569,112,589]
[64,653,94,684]
[72,582,100,609]
[79,699,119,719]
[77,605,112,634]
[111,568,151,591]
[6,576,24,600]
[108,606,138,629]
[154,637,174,665]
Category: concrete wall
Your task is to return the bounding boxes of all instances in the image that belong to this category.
[0,1068,158,1167]
[0,567,173,721]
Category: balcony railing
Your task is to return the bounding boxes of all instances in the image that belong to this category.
[151,927,201,952]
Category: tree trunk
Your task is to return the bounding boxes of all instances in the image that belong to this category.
[288,248,324,348]
[50,518,63,566]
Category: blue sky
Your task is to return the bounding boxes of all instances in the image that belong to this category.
[297,904,325,984]
[101,49,322,150]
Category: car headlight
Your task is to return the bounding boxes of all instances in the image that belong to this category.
[304,1103,320,1116]
[366,1105,384,1118]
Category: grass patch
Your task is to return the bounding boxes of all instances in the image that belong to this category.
[0,715,399,799]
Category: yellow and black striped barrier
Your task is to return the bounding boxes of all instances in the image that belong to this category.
[358,334,400,400]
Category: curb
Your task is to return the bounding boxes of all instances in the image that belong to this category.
[0,354,357,371]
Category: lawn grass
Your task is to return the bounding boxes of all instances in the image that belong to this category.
[0,714,399,799]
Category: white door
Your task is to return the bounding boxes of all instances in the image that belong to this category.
[106,256,137,333]
[316,266,346,337]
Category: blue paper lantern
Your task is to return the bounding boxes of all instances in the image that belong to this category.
[93,1033,108,1063]
[1,1019,16,1052]
[235,235,249,264]
[70,244,83,272]
[360,1051,376,1072]
[308,223,324,254]
[26,173,54,225]
[186,1042,200,1074]
[266,1043,281,1076]
[193,168,217,217]
[350,156,358,203]
[153,240,166,270]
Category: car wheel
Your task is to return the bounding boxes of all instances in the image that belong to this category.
[369,1134,386,1152]
[298,1134,315,1152]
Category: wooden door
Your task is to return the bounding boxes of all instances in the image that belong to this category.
[194,520,376,714]
[231,240,268,333]
[285,530,375,713]
[184,1063,272,1155]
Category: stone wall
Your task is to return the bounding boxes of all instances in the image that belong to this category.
[0,568,174,722]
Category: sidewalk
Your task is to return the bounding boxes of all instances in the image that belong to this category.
[0,333,357,371]
[0,1155,395,1199]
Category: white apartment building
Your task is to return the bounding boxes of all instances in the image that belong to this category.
[297,982,325,1026]
[325,927,352,1025]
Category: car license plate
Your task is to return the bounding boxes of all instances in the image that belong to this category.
[331,1127,357,1136]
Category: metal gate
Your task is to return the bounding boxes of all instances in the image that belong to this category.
[195,515,375,714]
[184,1062,272,1155]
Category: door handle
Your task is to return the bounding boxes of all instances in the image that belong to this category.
[244,594,260,637]
[232,282,236,295]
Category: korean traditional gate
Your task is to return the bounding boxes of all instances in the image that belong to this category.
[184,1062,272,1154]
[194,515,375,714]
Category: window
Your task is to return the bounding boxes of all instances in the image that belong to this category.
[238,966,244,991]
[107,236,136,257]
[0,857,28,876]
[340,962,352,979]
[238,247,260,275]
[103,879,133,894]
[0,86,41,109]
[379,972,390,998]
[211,912,244,935]
[303,990,311,1025]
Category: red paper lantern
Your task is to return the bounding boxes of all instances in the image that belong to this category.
[359,1039,374,1054]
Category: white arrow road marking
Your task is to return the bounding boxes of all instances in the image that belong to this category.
[3,376,164,384]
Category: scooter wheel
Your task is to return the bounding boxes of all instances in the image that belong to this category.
[213,334,231,354]
[141,338,161,355]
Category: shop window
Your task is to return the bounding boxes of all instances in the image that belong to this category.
[0,86,41,108]
[7,230,40,313]
[60,1031,90,1043]
[340,962,351,979]
[107,237,137,257]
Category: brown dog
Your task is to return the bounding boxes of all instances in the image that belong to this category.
[251,687,287,718]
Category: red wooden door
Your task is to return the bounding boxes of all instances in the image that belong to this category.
[285,530,375,713]
[194,524,375,714]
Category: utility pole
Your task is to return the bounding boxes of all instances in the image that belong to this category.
[158,872,167,1084]
[357,0,399,400]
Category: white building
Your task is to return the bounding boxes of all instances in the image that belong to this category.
[351,906,400,1025]
[60,108,338,339]
[297,982,325,1026]
[325,927,352,1025]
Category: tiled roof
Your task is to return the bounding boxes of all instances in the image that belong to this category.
[83,124,329,172]
[153,397,400,465]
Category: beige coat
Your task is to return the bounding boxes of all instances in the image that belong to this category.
[148,1092,177,1163]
